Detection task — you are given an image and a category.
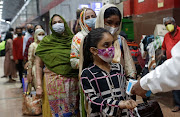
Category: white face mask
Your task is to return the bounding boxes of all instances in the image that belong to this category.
[104,25,119,35]
[37,35,45,41]
[52,23,65,34]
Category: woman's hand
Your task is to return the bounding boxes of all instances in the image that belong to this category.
[119,99,137,110]
[36,86,43,98]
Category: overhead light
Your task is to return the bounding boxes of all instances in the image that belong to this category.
[0,1,3,4]
[0,19,5,22]
[6,21,10,24]
[0,6,3,9]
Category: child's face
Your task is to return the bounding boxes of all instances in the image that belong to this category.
[90,32,114,56]
[97,33,114,49]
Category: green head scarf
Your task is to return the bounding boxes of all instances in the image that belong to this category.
[36,14,78,78]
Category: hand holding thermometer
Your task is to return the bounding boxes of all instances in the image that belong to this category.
[126,79,151,97]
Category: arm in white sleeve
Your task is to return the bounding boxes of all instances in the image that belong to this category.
[140,41,180,94]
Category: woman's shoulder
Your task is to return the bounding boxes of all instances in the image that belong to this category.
[29,42,38,48]
[7,39,12,43]
[73,32,84,40]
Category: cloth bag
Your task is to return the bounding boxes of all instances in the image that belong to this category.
[136,100,163,117]
[22,83,42,115]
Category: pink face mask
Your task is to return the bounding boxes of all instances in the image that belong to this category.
[97,46,115,63]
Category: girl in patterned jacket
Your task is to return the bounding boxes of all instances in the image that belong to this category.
[80,28,137,117]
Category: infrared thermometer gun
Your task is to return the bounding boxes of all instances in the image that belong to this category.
[126,79,152,97]
[126,79,137,95]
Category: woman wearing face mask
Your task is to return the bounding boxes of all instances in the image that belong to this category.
[34,24,44,31]
[95,4,137,79]
[4,32,17,82]
[24,25,44,69]
[35,14,79,117]
[70,8,96,69]
[70,8,96,117]
[27,29,45,90]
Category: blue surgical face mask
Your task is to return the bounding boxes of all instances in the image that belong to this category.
[85,18,96,29]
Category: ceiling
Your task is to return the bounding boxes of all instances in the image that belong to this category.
[2,0,24,21]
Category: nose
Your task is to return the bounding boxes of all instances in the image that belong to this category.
[111,25,117,28]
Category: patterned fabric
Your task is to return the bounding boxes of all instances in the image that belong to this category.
[153,36,164,50]
[81,63,136,117]
[24,37,34,61]
[70,8,92,70]
[22,93,42,115]
[97,46,114,58]
[44,67,79,117]
[28,42,38,88]
[70,35,82,69]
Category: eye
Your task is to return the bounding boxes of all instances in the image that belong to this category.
[91,15,96,18]
[85,16,90,20]
[58,20,63,23]
[104,42,110,48]
[53,21,57,24]
[106,21,112,25]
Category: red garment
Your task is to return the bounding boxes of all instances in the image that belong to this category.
[13,36,24,60]
[137,51,145,69]
[162,26,180,59]
[130,49,145,69]
[24,37,34,61]
[130,49,139,57]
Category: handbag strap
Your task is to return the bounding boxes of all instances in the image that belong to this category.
[134,107,141,117]
[25,83,32,95]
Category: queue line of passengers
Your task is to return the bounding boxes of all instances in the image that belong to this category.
[5,4,138,117]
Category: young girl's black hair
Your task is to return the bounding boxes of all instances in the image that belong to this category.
[104,7,122,22]
[83,28,111,69]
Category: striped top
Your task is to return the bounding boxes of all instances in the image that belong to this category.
[81,63,133,117]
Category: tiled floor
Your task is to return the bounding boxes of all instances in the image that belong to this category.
[0,57,42,117]
[0,56,180,117]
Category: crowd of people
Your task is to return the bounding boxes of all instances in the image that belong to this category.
[1,3,180,117]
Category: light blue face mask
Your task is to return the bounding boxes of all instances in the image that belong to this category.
[85,18,96,29]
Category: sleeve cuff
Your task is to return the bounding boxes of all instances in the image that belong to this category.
[140,77,150,91]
